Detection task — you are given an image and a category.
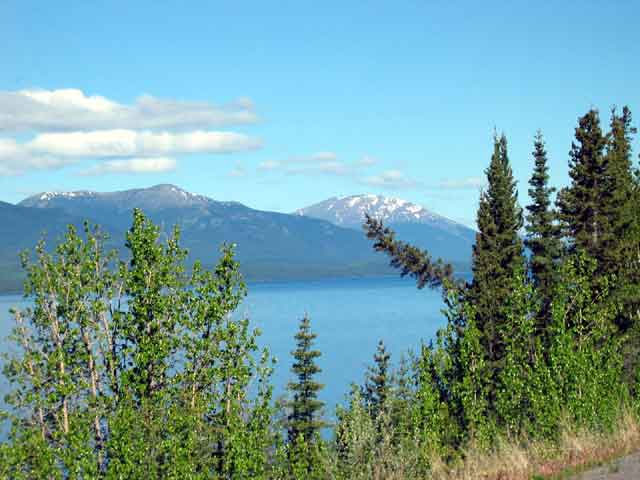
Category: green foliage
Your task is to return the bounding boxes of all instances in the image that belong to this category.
[411,345,451,457]
[356,111,639,473]
[525,132,563,331]
[364,213,458,291]
[284,314,326,476]
[3,106,640,478]
[286,314,325,444]
[603,107,640,331]
[286,434,329,480]
[468,134,526,371]
[558,109,609,260]
[363,340,391,422]
[545,254,627,431]
[1,209,274,478]
[453,311,493,447]
[335,385,377,478]
[494,271,536,437]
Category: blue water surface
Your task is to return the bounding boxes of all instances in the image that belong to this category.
[0,275,449,420]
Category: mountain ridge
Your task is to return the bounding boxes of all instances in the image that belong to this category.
[6,185,394,290]
[295,193,476,262]
[0,185,474,292]
[294,193,461,227]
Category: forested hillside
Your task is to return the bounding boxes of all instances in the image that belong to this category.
[0,185,400,290]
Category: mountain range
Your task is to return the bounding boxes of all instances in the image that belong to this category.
[295,194,476,263]
[0,185,475,292]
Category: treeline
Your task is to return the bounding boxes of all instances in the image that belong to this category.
[1,106,639,479]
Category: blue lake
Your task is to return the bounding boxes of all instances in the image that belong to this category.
[0,275,450,419]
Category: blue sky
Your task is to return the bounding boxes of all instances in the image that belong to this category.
[1,1,638,227]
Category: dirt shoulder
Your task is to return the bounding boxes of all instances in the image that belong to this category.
[568,451,640,479]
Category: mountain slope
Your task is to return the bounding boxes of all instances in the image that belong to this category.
[14,185,391,284]
[0,201,94,291]
[295,194,476,264]
[294,194,447,227]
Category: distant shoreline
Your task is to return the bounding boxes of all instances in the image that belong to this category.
[0,268,473,297]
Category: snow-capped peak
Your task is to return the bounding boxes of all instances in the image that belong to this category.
[295,193,456,228]
[20,184,214,211]
[37,190,96,202]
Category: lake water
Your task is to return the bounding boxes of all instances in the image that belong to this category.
[0,275,450,421]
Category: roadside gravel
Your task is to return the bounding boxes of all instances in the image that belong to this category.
[569,452,640,479]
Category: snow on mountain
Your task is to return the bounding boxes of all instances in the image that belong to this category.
[20,184,216,212]
[294,194,475,263]
[294,194,460,229]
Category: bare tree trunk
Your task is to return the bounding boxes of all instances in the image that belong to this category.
[15,312,47,441]
[51,318,69,435]
[101,309,119,401]
[82,327,104,467]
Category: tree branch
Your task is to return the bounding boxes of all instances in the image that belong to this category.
[363,214,466,295]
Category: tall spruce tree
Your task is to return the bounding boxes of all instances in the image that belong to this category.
[524,132,563,329]
[602,107,639,329]
[287,314,325,444]
[363,340,391,421]
[557,109,609,260]
[557,107,640,333]
[468,134,526,366]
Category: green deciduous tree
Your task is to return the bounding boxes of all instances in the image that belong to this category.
[1,209,274,479]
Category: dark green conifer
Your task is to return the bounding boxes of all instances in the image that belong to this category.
[363,214,457,291]
[468,134,525,365]
[287,314,325,444]
[557,109,609,260]
[363,340,391,420]
[557,108,640,333]
[602,107,639,330]
[524,132,563,330]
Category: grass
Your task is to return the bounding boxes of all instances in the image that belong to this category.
[425,408,640,480]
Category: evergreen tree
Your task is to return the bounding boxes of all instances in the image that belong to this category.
[363,340,391,420]
[468,134,525,366]
[524,132,563,330]
[602,106,639,330]
[363,213,458,292]
[558,107,639,334]
[287,314,325,444]
[557,109,609,260]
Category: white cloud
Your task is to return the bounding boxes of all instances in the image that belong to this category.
[0,88,264,176]
[360,170,419,190]
[28,129,261,157]
[318,161,349,175]
[79,157,177,176]
[257,151,384,181]
[437,176,485,190]
[258,152,339,173]
[356,155,377,167]
[0,138,77,175]
[258,150,381,175]
[0,89,258,132]
[258,160,282,171]
[0,129,260,176]
[287,161,351,176]
[310,151,337,161]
